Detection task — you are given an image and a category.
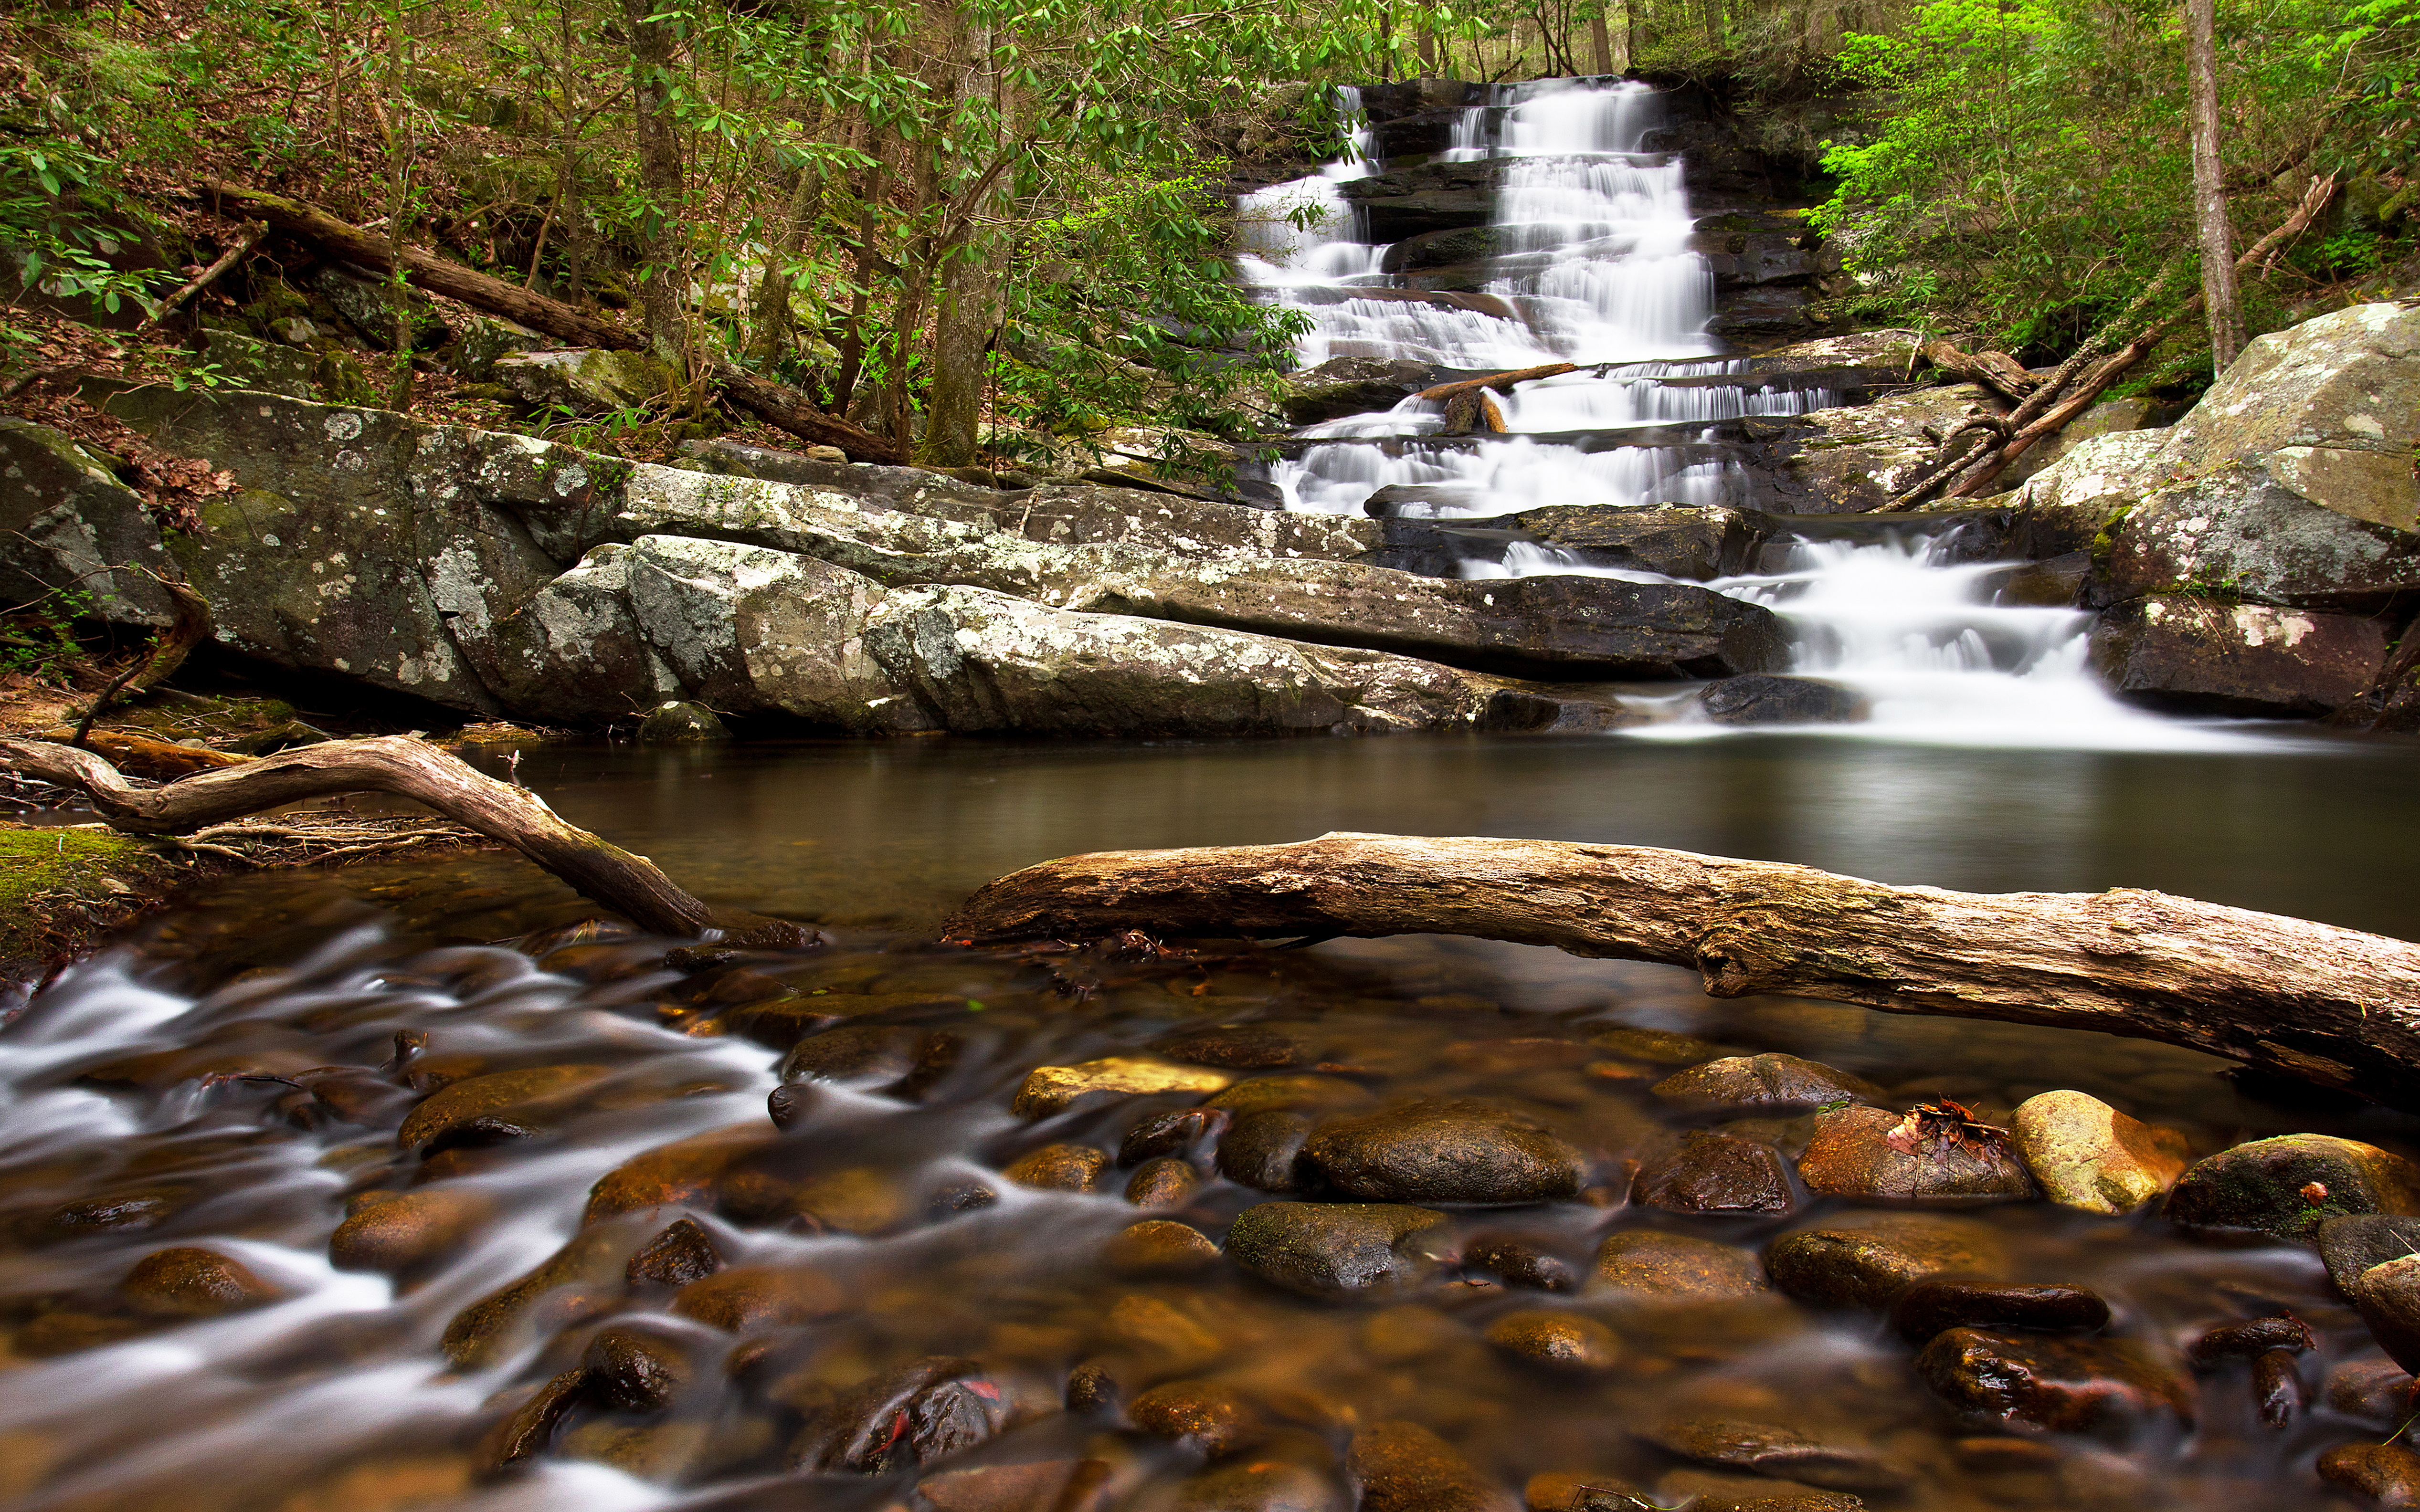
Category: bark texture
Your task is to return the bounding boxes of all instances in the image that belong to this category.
[2185,0,2246,370]
[2,735,811,945]
[944,832,2420,1106]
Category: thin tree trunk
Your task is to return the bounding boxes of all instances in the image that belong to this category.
[942,832,2420,1109]
[620,0,689,372]
[921,11,1006,466]
[1418,27,1439,75]
[829,145,888,419]
[1590,10,1614,73]
[747,158,824,366]
[2186,0,2244,370]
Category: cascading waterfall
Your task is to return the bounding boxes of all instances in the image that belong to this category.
[1236,77,2242,745]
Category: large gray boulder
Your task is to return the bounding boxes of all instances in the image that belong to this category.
[2098,462,2420,611]
[0,418,177,626]
[2087,593,2386,716]
[481,545,686,723]
[1747,381,2005,514]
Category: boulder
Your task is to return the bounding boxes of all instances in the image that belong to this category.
[2322,1216,2420,1373]
[1915,1328,2194,1437]
[1744,382,2005,514]
[1512,504,1770,580]
[2164,1134,2420,1240]
[1795,1105,2037,1205]
[2004,395,2169,486]
[1224,1201,1450,1298]
[1379,224,1517,274]
[492,348,673,417]
[1763,1216,2008,1311]
[2087,594,2385,716]
[0,418,177,626]
[1651,1054,1882,1113]
[2098,464,2420,611]
[635,700,729,742]
[1698,675,1867,726]
[483,546,688,723]
[1301,1099,1586,1204]
[2007,1091,2189,1215]
[1280,356,1438,426]
[1632,1132,1796,1216]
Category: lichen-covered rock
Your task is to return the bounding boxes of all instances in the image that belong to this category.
[2164,1134,2420,1240]
[1279,355,1437,425]
[635,700,729,741]
[1511,504,1771,581]
[484,546,686,722]
[2008,1091,2189,1215]
[0,419,176,626]
[2087,593,2385,716]
[2098,464,2420,611]
[1753,382,2004,514]
[493,348,673,416]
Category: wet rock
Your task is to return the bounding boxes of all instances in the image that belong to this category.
[1013,1058,1236,1119]
[2187,1313,2317,1367]
[1301,1099,1585,1205]
[1764,1217,2008,1312]
[1890,1280,2111,1344]
[1649,1468,1869,1512]
[2253,1347,2307,1426]
[794,1355,1004,1473]
[626,1216,724,1288]
[1107,1220,1222,1276]
[329,1188,496,1275]
[1208,1075,1374,1116]
[2165,1134,2420,1240]
[636,700,730,742]
[1066,1361,1122,1414]
[1107,1293,1226,1372]
[2087,594,2387,717]
[2327,1359,2418,1426]
[1125,1157,1202,1208]
[1152,1024,1309,1069]
[766,1083,815,1130]
[2096,463,2420,613]
[121,1247,282,1317]
[1634,1132,1796,1216]
[778,1026,926,1089]
[1003,1144,1111,1193]
[2319,1442,2420,1507]
[1588,1027,1731,1065]
[585,1124,777,1223]
[1915,1328,2195,1436]
[1592,1231,1769,1301]
[1796,1104,2036,1205]
[1511,503,1769,582]
[1224,1201,1450,1298]
[1699,675,1867,727]
[2346,1257,2420,1376]
[1156,1460,1344,1512]
[1639,1420,1910,1493]
[1651,1055,1882,1113]
[13,1311,149,1357]
[1347,1420,1519,1512]
[1521,1472,1659,1512]
[2008,1091,2189,1215]
[1462,1233,1579,1292]
[394,1064,615,1151]
[583,1320,699,1411]
[1280,356,1437,427]
[1121,1108,1232,1165]
[476,1367,591,1474]
[442,1226,631,1368]
[1214,1110,1319,1193]
[1484,1310,1622,1373]
[2323,1215,2420,1291]
[1129,1379,1267,1458]
[670,1264,846,1333]
[918,1459,1112,1512]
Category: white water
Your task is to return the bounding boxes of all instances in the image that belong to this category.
[1237,78,2265,749]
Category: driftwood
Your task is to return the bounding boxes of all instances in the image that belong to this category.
[1415,362,1577,403]
[199,180,906,465]
[1920,339,2037,403]
[71,578,214,747]
[943,832,2420,1105]
[2,734,811,946]
[136,222,268,335]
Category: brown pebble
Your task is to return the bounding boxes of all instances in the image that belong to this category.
[1485,1310,1622,1373]
[475,1368,590,1476]
[1125,1157,1201,1208]
[2252,1347,2305,1428]
[2328,1359,2420,1426]
[1128,1378,1267,1458]
[582,1321,697,1412]
[2188,1312,2317,1368]
[1107,1220,1222,1276]
[329,1189,495,1276]
[1066,1360,1122,1413]
[122,1247,281,1318]
[1121,1107,1230,1166]
[626,1216,723,1287]
[2319,1442,2420,1507]
[1463,1234,1578,1293]
[670,1264,845,1332]
[1003,1144,1110,1192]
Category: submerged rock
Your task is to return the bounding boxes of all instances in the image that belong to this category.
[1592,1231,1769,1301]
[1128,1379,1267,1458]
[329,1188,496,1275]
[2318,1443,2420,1508]
[1462,1233,1580,1292]
[1697,674,1867,727]
[1638,1419,1910,1492]
[1301,1099,1586,1205]
[1915,1328,2195,1437]
[1484,1310,1622,1373]
[1796,1104,2036,1205]
[1652,1054,1882,1113]
[2008,1091,2189,1215]
[1224,1201,1449,1298]
[1002,1144,1111,1193]
[1890,1280,2111,1344]
[396,1064,616,1151]
[1347,1420,1519,1512]
[1763,1216,2008,1312]
[1012,1058,1235,1119]
[1633,1132,1796,1215]
[1108,1220,1222,1276]
[2165,1134,2420,1239]
[121,1247,282,1317]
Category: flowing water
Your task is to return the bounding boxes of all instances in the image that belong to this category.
[3,74,2416,1512]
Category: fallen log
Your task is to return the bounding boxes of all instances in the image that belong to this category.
[1415,362,1576,403]
[942,831,2420,1105]
[2,734,812,947]
[199,179,906,465]
[1920,339,2037,403]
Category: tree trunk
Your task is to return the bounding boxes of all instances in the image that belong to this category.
[941,832,2420,1109]
[3,735,812,946]
[1590,10,1615,73]
[747,159,825,367]
[920,8,1005,467]
[2186,0,2245,371]
[620,0,689,372]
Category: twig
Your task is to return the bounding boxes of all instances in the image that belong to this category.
[135,223,268,334]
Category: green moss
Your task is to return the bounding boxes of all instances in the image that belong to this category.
[0,823,175,966]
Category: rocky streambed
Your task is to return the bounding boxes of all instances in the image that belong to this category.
[6,771,2420,1512]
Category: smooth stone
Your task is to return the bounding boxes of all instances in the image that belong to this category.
[670,1263,846,1332]
[625,1216,724,1287]
[477,1367,591,1473]
[120,1247,282,1317]
[1107,1220,1222,1276]
[2319,1442,2420,1507]
[1633,1132,1796,1216]
[1462,1233,1579,1292]
[2008,1090,2188,1215]
[2186,1313,2317,1367]
[778,1025,923,1089]
[2165,1133,2420,1240]
[1651,1054,1882,1113]
[441,1227,629,1368]
[329,1188,495,1275]
[1152,1024,1309,1069]
[1483,1310,1622,1373]
[1796,1104,2036,1205]
[1158,1460,1344,1512]
[2324,1216,2420,1292]
[1126,1156,1202,1208]
[1522,1472,1659,1512]
[917,1459,1106,1512]
[2326,1359,2418,1426]
[1638,1418,1910,1492]
[2347,1254,2420,1375]
[1593,1231,1769,1301]
[582,1320,698,1411]
[584,1124,776,1223]
[1588,1027,1730,1064]
[1301,1099,1585,1205]
[1121,1108,1231,1165]
[1215,1109,1319,1193]
[793,1356,999,1473]
[1012,1058,1234,1119]
[1066,1361,1121,1414]
[1698,674,1866,726]
[2253,1347,2306,1427]
[1650,1468,1869,1512]
[395,1064,614,1150]
[1224,1201,1449,1298]
[1127,1379,1267,1458]
[1764,1216,2008,1312]
[1347,1420,1520,1512]
[1890,1279,2112,1344]
[1915,1328,2195,1437]
[1002,1144,1110,1193]
[1206,1075,1374,1115]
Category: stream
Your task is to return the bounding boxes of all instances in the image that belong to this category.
[4,74,2419,1512]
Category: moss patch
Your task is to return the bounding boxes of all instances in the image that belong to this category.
[0,823,179,973]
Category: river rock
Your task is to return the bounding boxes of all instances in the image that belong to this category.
[1889,1280,2112,1344]
[1916,1328,2194,1437]
[1649,1471,1866,1512]
[2186,1313,2317,1366]
[1280,356,1437,425]
[395,1063,615,1151]
[2164,1134,2420,1240]
[1346,1420,1519,1512]
[1125,1157,1202,1208]
[636,700,728,741]
[585,1124,777,1223]
[0,418,178,627]
[1652,1054,1882,1113]
[1698,675,1867,727]
[1224,1201,1449,1298]
[2321,1215,2420,1292]
[1154,1460,1345,1512]
[2343,1255,2420,1376]
[1122,1108,1232,1165]
[779,1025,927,1090]
[795,1355,1004,1473]
[1462,1233,1580,1292]
[1013,1058,1235,1119]
[2326,1359,2419,1426]
[1764,1216,2008,1311]
[1128,1380,1267,1458]
[1214,1111,1319,1192]
[1592,1231,1769,1301]
[583,1319,699,1411]
[1002,1144,1110,1193]
[1152,1024,1311,1069]
[1301,1099,1586,1204]
[121,1247,282,1317]
[1633,1132,1796,1215]
[2008,1090,2189,1215]
[1511,503,1770,581]
[1208,1075,1374,1115]
[2319,1443,2420,1508]
[2086,593,2386,716]
[1589,1027,1732,1064]
[670,1263,846,1333]
[1638,1420,1909,1492]
[625,1216,723,1287]
[1796,1104,2037,1205]
[1108,1220,1222,1276]
[1484,1310,1622,1373]
[329,1188,496,1275]
[441,1226,631,1367]
[1747,381,2005,514]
